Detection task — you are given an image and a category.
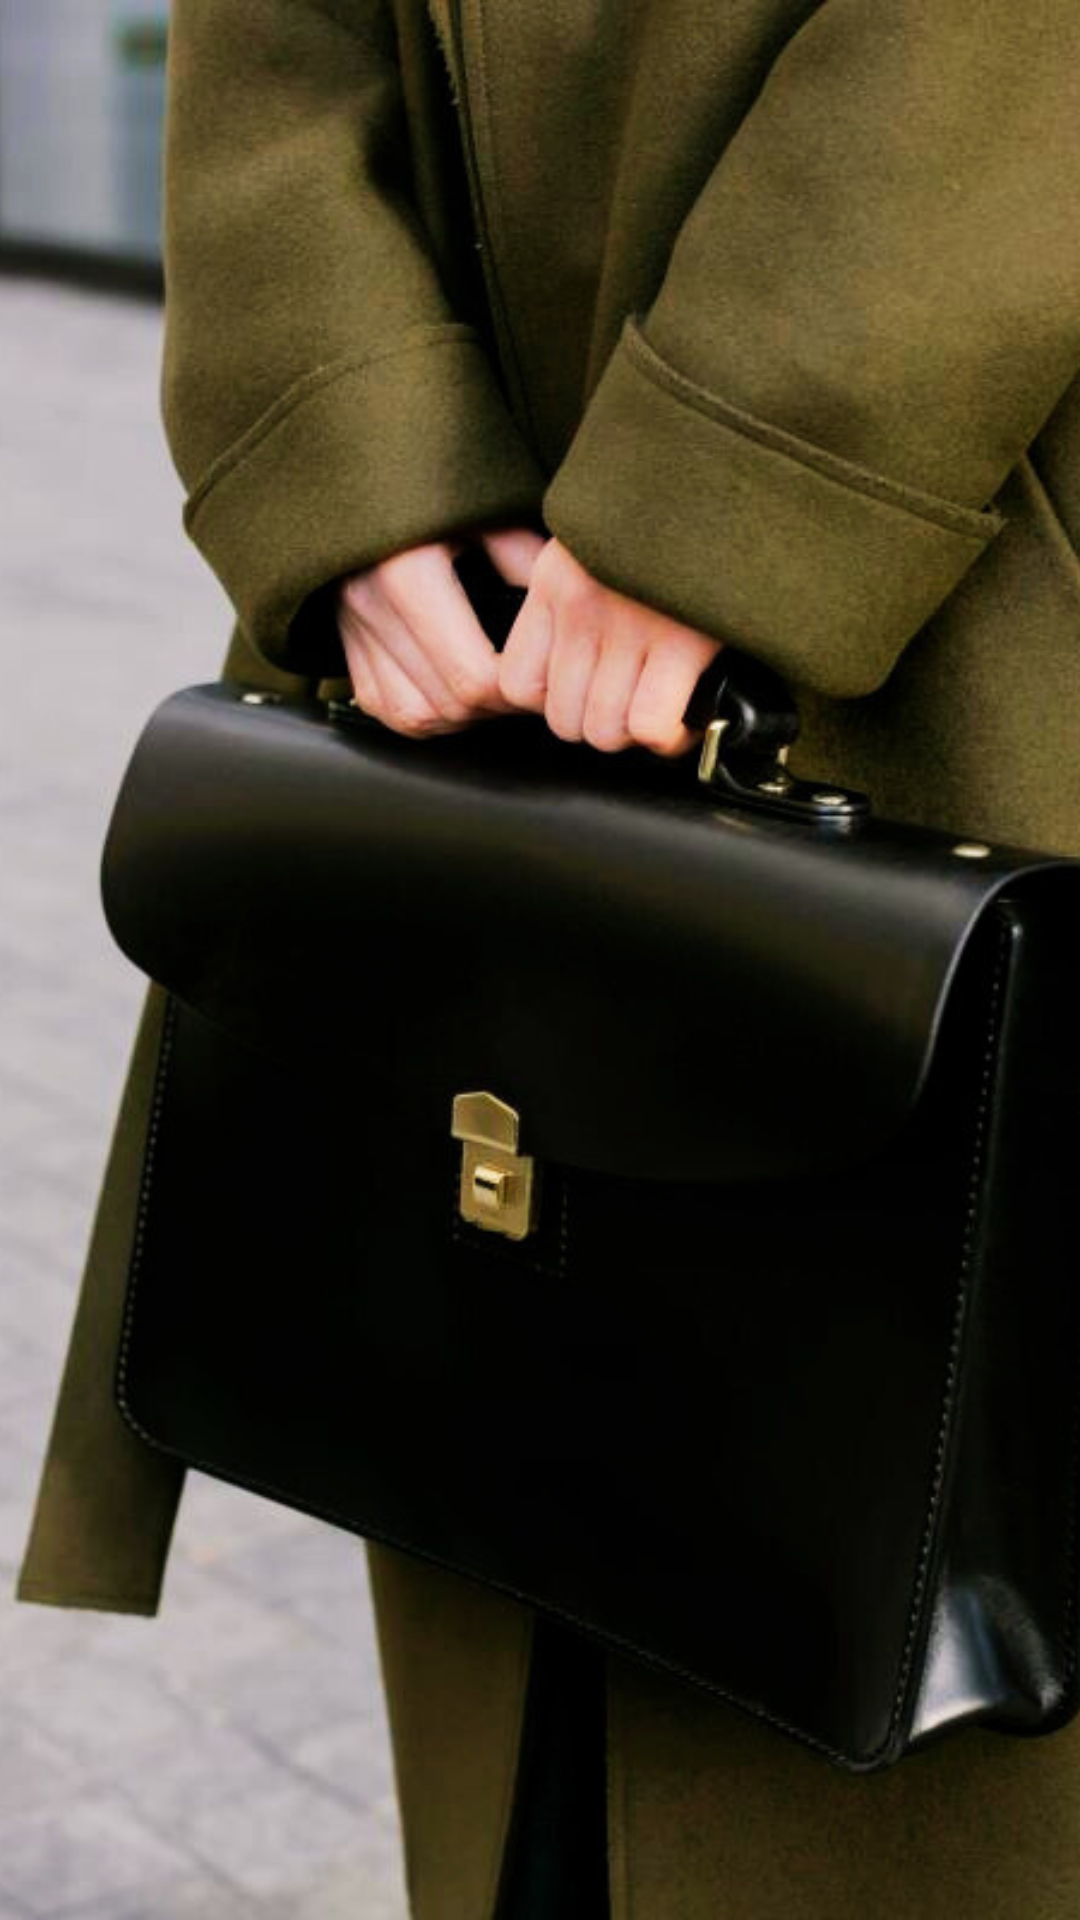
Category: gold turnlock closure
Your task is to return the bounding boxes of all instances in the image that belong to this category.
[451,1092,538,1240]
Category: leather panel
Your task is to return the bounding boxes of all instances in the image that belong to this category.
[101,684,1073,1182]
[113,902,1079,1768]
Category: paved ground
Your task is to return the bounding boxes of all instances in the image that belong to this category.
[0,279,409,1919]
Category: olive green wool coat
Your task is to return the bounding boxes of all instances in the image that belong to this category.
[18,0,1080,1914]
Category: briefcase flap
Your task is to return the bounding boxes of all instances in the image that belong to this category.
[101,682,1073,1183]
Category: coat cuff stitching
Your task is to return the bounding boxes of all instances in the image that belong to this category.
[185,325,482,529]
[622,315,1004,547]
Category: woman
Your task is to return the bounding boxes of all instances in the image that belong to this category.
[18,0,1080,1914]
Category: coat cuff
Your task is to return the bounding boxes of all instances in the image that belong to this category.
[543,315,1005,698]
[184,323,546,675]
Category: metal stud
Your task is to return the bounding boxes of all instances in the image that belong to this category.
[239,690,280,706]
[952,842,992,860]
[811,792,849,810]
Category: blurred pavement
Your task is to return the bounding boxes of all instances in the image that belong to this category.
[0,279,408,1920]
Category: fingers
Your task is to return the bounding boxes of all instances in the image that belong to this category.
[406,553,517,717]
[581,631,648,752]
[337,529,722,759]
[627,630,722,757]
[498,590,555,713]
[479,524,547,586]
[501,537,723,756]
[545,618,601,740]
[342,627,459,738]
[356,595,476,718]
[339,538,516,736]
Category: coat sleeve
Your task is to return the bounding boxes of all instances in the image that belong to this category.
[162,0,544,673]
[543,0,1080,698]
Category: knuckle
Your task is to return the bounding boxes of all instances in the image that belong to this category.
[375,551,417,609]
[561,579,598,625]
[445,663,492,711]
[544,700,583,744]
[340,573,374,619]
[499,640,543,694]
[500,661,545,708]
[530,544,560,591]
[629,707,681,755]
[583,713,630,753]
[385,696,436,737]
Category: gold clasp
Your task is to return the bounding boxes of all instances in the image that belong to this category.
[451,1091,538,1240]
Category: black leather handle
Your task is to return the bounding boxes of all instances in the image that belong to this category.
[681,648,797,753]
[453,545,777,744]
[453,547,869,819]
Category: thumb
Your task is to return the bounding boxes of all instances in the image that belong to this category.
[479,525,548,587]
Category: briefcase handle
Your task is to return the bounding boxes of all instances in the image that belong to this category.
[686,649,869,822]
[454,547,869,823]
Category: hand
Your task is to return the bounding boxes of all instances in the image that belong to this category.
[338,525,546,737]
[498,537,723,756]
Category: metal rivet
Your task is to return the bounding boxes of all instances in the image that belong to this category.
[952,841,992,860]
[240,690,279,706]
[811,792,848,809]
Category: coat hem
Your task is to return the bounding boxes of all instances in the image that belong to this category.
[15,1577,161,1617]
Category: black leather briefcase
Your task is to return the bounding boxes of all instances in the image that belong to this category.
[101,589,1080,1770]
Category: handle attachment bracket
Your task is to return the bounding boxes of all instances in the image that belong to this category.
[691,652,870,824]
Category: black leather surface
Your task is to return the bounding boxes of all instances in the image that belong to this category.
[103,683,1080,1768]
[910,891,1080,1743]
[102,684,1070,1182]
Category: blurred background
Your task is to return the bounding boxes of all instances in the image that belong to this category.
[0,6,407,1915]
[0,0,166,282]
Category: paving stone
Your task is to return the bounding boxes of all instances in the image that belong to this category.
[211,1522,371,1608]
[0,1722,80,1822]
[0,1259,83,1367]
[86,1555,300,1690]
[0,1594,100,1685]
[291,1848,408,1920]
[176,1777,365,1899]
[282,1575,386,1657]
[3,1651,200,1768]
[56,1879,270,1920]
[207,1638,372,1753]
[292,1710,397,1810]
[0,1159,106,1252]
[0,279,406,1914]
[176,1473,319,1571]
[0,1324,59,1423]
[0,1793,192,1915]
[106,1722,290,1828]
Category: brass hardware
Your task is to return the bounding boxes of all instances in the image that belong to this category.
[698,717,730,786]
[472,1164,510,1211]
[451,1091,538,1240]
[698,716,868,822]
[952,841,992,860]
